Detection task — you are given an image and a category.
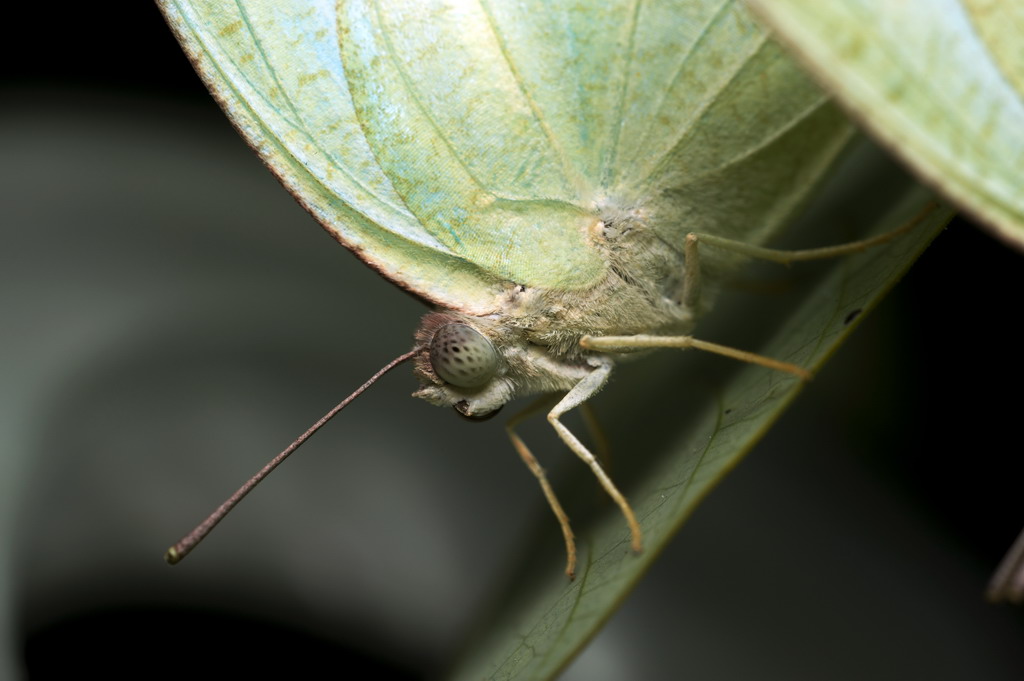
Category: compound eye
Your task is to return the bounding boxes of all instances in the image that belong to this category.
[428,323,498,388]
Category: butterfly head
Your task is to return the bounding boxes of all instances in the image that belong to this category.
[411,311,593,420]
[412,312,513,419]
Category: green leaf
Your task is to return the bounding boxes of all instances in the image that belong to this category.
[747,0,1024,249]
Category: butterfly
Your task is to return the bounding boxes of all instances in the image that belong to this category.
[159,0,923,577]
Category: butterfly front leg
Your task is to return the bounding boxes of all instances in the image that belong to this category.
[582,334,811,378]
[505,358,641,579]
[546,360,643,560]
[681,203,934,309]
[505,395,578,578]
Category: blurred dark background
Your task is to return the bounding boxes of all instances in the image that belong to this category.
[2,3,1023,680]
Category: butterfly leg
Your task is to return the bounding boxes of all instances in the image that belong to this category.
[582,334,811,379]
[547,361,643,557]
[590,204,939,376]
[578,402,621,510]
[506,395,578,577]
[682,201,935,308]
[579,402,611,468]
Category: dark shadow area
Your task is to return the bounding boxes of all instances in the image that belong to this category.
[22,605,420,680]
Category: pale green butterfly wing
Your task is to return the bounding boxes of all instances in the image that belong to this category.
[158,0,503,314]
[748,0,1024,249]
[607,3,852,257]
[337,0,605,288]
[160,0,854,302]
[340,0,854,283]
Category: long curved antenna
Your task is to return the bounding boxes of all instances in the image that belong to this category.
[165,347,422,564]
